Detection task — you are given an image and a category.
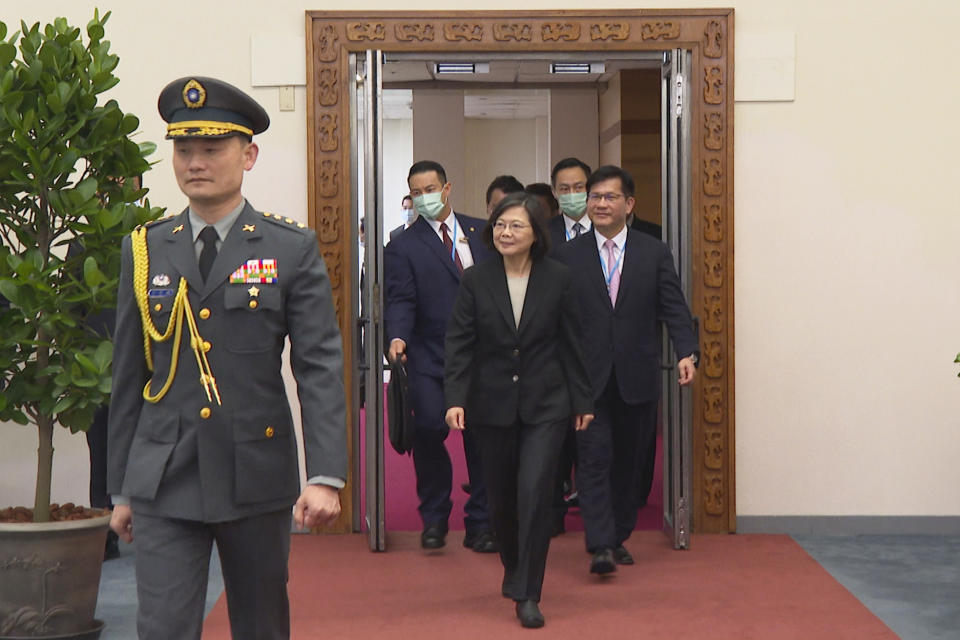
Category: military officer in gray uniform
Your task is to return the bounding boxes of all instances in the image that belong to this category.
[107,76,347,640]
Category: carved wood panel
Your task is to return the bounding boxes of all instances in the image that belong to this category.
[307,9,736,534]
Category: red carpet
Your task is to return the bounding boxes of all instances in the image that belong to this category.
[362,395,664,532]
[202,531,896,639]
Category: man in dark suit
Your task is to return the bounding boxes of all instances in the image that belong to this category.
[548,157,593,250]
[384,160,495,552]
[555,165,699,575]
[108,77,346,640]
[389,195,416,241]
[544,157,593,535]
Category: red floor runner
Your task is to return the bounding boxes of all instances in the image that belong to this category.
[362,398,664,532]
[202,531,896,639]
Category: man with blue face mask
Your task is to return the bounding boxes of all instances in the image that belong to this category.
[389,195,416,241]
[384,160,496,553]
[548,157,593,252]
[545,156,593,537]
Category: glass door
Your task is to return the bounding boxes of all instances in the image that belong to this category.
[350,49,386,551]
[660,48,693,550]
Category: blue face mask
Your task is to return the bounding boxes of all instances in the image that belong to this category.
[403,207,416,224]
[558,192,588,219]
[413,192,445,220]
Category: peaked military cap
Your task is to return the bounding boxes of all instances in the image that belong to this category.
[158,76,270,140]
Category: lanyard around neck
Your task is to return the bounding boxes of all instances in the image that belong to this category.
[598,241,624,287]
[447,214,459,262]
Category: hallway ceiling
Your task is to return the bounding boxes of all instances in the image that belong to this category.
[381,54,661,120]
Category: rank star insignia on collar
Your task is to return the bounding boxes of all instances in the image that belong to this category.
[247,286,260,297]
[172,224,184,234]
[243,224,256,232]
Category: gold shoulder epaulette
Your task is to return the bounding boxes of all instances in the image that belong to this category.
[261,211,308,230]
[144,214,176,228]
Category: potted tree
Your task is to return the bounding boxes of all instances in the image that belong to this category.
[0,11,162,638]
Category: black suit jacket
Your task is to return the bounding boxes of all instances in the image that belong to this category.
[555,228,698,404]
[444,256,593,427]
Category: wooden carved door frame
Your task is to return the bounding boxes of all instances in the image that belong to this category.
[306,9,735,534]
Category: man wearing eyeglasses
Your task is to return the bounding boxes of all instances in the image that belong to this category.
[555,165,699,576]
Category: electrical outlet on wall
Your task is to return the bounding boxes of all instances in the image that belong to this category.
[279,86,295,112]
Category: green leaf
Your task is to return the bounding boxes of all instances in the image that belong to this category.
[0,279,19,305]
[86,22,104,42]
[74,352,98,374]
[75,176,98,203]
[93,340,112,371]
[0,42,15,67]
[83,255,106,287]
[52,394,77,414]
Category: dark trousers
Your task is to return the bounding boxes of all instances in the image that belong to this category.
[133,509,291,640]
[85,404,112,509]
[551,421,577,525]
[408,372,489,532]
[576,375,658,552]
[472,419,566,603]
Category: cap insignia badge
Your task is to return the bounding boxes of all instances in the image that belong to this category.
[182,79,207,109]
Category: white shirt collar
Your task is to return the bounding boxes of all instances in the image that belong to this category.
[563,213,591,235]
[594,224,628,253]
[427,211,458,239]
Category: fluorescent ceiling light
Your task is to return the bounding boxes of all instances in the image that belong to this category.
[435,62,490,74]
[550,62,605,74]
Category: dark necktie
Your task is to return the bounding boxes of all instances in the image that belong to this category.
[198,225,219,282]
[440,222,464,275]
[573,222,583,237]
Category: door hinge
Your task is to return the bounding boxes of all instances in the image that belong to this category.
[675,74,684,117]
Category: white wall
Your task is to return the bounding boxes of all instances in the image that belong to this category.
[2,0,959,520]
[463,118,541,218]
[382,117,413,241]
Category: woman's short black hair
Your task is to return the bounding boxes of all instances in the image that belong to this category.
[482,192,551,260]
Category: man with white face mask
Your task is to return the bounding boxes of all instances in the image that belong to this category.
[548,157,593,251]
[384,160,496,553]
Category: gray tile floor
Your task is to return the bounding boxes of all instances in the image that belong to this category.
[95,536,960,639]
[793,535,960,640]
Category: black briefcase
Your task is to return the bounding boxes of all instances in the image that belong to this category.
[387,359,415,455]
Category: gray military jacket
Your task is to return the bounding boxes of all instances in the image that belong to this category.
[107,202,346,522]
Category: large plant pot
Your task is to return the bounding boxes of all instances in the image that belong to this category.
[0,511,110,639]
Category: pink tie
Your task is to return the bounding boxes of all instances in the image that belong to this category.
[604,239,620,306]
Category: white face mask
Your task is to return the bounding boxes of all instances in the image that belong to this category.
[413,192,445,220]
[403,207,416,224]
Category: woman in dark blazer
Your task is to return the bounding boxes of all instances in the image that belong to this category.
[444,193,594,628]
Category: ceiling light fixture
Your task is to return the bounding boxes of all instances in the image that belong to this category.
[550,62,605,74]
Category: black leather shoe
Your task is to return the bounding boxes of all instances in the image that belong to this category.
[590,547,617,575]
[463,529,499,553]
[421,523,447,549]
[613,545,634,565]
[515,600,544,628]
